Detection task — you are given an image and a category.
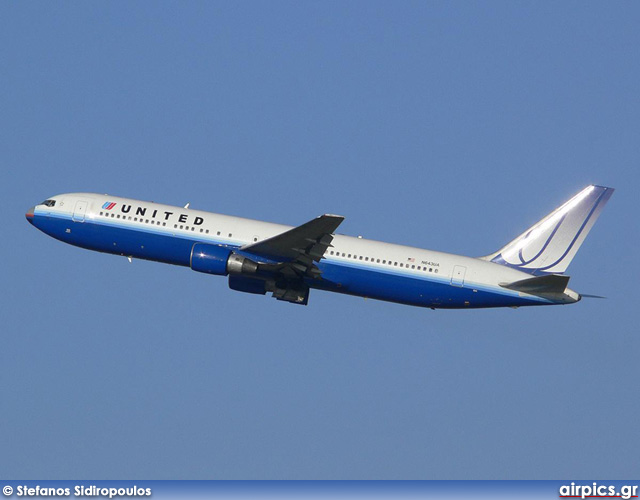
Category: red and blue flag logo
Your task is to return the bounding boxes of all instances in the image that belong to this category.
[102,202,116,210]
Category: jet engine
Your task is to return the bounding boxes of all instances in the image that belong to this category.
[190,243,258,276]
[190,243,309,305]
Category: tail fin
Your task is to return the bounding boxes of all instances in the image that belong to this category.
[481,185,614,275]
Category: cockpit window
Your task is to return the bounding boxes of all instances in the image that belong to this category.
[41,199,56,207]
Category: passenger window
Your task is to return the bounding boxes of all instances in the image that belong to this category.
[217,231,221,236]
[206,229,209,234]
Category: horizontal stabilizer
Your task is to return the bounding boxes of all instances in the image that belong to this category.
[500,274,570,294]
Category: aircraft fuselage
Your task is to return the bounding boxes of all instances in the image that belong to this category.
[27,192,590,309]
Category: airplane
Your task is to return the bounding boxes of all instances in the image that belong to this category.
[26,185,613,309]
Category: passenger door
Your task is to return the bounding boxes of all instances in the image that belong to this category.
[72,200,88,222]
[450,265,466,287]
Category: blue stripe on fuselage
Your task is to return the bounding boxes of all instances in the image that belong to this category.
[32,211,550,309]
[314,260,548,309]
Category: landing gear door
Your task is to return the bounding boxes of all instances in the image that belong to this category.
[451,265,466,287]
[72,200,88,222]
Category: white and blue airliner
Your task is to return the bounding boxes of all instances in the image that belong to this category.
[26,185,613,309]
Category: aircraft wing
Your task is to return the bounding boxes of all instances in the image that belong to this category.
[240,214,344,279]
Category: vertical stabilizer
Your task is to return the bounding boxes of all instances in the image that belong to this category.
[481,185,614,275]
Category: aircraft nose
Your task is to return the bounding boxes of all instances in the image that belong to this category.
[25,206,35,224]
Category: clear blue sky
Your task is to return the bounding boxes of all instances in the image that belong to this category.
[2,2,638,479]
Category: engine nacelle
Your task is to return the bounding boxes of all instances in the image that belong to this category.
[226,253,259,275]
[229,275,266,295]
[191,244,307,304]
[190,243,233,276]
[190,243,260,277]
